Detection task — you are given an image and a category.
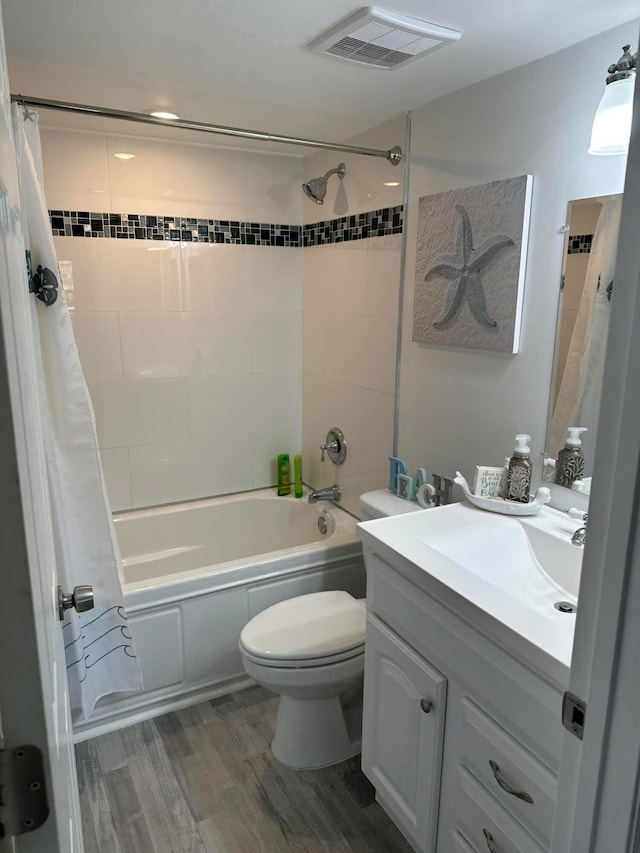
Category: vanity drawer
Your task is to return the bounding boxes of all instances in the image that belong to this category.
[451,831,478,852]
[366,552,564,772]
[456,696,557,847]
[451,765,545,853]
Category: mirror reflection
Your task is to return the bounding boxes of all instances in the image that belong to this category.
[546,193,623,495]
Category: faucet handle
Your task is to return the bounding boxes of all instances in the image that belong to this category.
[320,440,338,463]
[319,427,347,465]
[568,508,588,522]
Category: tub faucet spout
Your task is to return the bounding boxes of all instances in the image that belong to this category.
[308,485,341,504]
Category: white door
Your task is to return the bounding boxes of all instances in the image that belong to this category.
[0,4,84,850]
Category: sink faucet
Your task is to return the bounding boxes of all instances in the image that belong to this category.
[571,526,587,546]
[308,485,341,504]
[569,510,588,546]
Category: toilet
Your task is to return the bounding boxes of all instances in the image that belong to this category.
[238,489,423,769]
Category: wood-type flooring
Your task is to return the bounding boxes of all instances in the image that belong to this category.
[75,685,413,852]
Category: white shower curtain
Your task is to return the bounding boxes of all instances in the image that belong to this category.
[550,197,622,462]
[12,104,143,719]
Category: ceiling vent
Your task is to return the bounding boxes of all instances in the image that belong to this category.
[308,7,461,70]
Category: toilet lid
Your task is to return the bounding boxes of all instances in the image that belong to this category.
[240,591,366,661]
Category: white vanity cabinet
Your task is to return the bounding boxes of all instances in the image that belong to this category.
[362,617,447,852]
[360,546,566,853]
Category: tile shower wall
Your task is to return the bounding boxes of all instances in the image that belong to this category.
[301,116,406,517]
[43,127,302,509]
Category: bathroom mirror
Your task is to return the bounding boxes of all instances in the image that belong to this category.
[545,193,623,496]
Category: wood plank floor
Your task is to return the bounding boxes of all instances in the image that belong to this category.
[76,685,413,852]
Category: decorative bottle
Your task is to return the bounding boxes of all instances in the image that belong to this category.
[506,434,532,503]
[556,427,588,488]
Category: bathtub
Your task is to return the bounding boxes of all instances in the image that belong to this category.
[73,488,364,739]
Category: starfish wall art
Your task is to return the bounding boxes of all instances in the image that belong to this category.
[412,175,532,353]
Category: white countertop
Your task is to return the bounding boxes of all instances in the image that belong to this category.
[358,501,583,687]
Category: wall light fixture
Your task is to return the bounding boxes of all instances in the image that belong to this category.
[589,44,636,156]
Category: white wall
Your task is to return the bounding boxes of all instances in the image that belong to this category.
[398,22,636,489]
[301,116,406,517]
[42,127,303,509]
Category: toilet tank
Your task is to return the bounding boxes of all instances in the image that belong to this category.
[359,489,423,520]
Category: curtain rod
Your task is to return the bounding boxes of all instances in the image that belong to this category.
[11,94,403,165]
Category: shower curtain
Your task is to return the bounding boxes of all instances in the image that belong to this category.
[12,104,142,719]
[550,197,622,464]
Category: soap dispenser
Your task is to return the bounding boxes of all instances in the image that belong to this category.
[506,434,532,503]
[556,427,588,488]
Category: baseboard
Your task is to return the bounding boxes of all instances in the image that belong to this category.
[73,674,255,743]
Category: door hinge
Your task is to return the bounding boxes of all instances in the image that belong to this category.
[0,744,49,839]
[562,691,587,740]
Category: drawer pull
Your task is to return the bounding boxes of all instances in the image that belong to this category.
[482,828,498,852]
[489,760,534,804]
[420,698,433,713]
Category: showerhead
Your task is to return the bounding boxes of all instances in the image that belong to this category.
[302,162,346,204]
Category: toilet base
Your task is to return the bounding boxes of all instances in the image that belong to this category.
[272,687,363,770]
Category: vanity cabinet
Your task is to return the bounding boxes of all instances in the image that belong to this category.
[361,548,564,853]
[362,617,446,852]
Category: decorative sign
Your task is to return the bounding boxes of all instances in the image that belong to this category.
[412,175,532,353]
[473,465,506,499]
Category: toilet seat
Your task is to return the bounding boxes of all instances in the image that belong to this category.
[240,642,365,669]
[239,590,366,668]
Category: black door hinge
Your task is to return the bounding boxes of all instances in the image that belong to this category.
[0,744,49,838]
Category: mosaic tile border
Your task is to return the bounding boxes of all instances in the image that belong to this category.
[49,211,301,247]
[48,205,404,248]
[567,233,593,254]
[303,205,403,247]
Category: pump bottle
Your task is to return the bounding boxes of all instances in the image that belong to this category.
[556,427,588,488]
[506,434,532,503]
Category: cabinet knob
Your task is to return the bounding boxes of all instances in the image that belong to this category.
[420,698,433,713]
[482,828,498,853]
[488,759,534,803]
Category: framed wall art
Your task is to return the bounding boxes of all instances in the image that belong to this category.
[412,175,533,353]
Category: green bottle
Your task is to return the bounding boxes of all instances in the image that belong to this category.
[277,454,291,496]
[294,455,303,498]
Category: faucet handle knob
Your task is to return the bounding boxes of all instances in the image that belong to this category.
[319,442,336,462]
[568,508,588,522]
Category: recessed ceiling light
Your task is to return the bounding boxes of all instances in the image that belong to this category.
[114,152,136,160]
[383,181,400,187]
[150,110,180,120]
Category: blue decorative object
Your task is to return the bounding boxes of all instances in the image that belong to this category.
[388,456,408,493]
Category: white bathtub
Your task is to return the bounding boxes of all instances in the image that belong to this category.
[74,488,364,739]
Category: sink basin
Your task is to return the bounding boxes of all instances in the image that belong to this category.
[357,500,584,678]
[359,501,583,607]
[518,514,582,599]
[410,506,581,600]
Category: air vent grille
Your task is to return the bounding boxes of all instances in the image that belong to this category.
[309,6,461,70]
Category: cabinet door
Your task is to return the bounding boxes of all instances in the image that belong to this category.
[362,616,447,853]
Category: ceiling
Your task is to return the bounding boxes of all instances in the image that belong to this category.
[3,0,638,153]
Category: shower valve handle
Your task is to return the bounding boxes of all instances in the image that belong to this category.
[319,428,347,465]
[320,440,339,462]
